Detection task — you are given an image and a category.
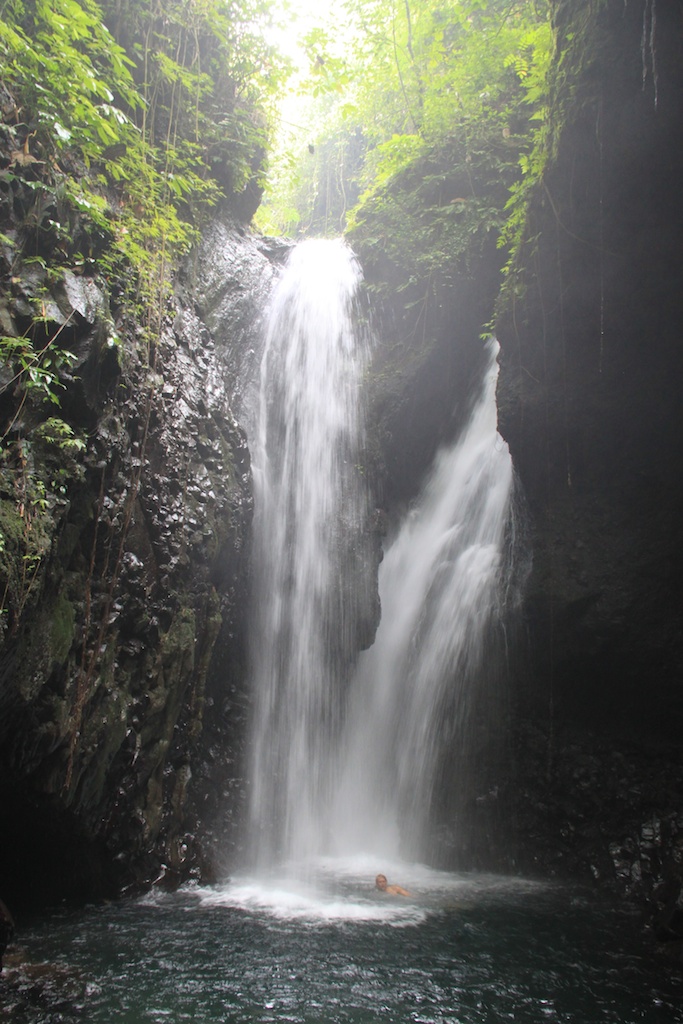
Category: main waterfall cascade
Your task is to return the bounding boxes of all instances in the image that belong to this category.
[246,237,515,873]
[247,238,374,867]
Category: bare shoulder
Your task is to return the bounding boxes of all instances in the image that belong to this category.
[387,884,412,897]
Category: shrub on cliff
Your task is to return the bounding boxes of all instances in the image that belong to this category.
[0,0,285,645]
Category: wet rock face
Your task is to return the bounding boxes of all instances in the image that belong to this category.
[498,0,683,735]
[0,220,276,906]
[496,0,683,934]
[506,725,683,957]
[182,221,289,431]
[358,254,500,511]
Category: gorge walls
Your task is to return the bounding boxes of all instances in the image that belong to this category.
[2,1,682,956]
[495,0,683,941]
[498,0,683,740]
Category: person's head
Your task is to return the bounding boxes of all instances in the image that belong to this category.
[375,874,387,891]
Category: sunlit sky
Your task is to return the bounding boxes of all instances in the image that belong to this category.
[266,0,340,66]
[255,0,359,229]
[262,0,351,154]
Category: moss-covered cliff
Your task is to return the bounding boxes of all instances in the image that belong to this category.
[0,214,277,906]
[494,0,683,941]
[0,0,283,905]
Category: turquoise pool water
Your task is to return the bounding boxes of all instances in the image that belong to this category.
[5,860,682,1023]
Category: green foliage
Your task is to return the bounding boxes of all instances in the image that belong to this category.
[0,0,286,326]
[0,436,58,633]
[33,417,86,455]
[496,0,614,305]
[301,25,353,98]
[0,393,88,632]
[328,0,549,307]
[0,0,140,164]
[99,0,286,315]
[0,328,77,410]
[254,13,362,236]
[0,0,288,643]
[258,0,553,276]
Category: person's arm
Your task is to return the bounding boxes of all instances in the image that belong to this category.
[387,884,411,896]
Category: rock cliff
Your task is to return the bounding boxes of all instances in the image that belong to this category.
[0,219,275,906]
[495,0,683,949]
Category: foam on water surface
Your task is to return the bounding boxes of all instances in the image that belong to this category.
[192,858,546,927]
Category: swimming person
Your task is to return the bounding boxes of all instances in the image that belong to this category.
[375,873,411,897]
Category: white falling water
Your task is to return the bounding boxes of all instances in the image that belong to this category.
[329,340,514,863]
[246,237,514,874]
[247,238,371,868]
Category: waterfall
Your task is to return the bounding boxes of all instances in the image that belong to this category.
[330,340,514,862]
[247,238,372,868]
[246,238,514,872]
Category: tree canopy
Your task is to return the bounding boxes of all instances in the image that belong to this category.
[0,0,289,642]
[0,0,287,322]
[255,0,553,296]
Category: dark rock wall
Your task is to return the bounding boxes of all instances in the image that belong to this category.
[362,270,497,511]
[496,0,683,944]
[0,223,275,907]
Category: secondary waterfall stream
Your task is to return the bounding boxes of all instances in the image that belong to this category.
[331,344,514,861]
[246,238,514,873]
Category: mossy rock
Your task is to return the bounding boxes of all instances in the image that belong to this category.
[50,591,76,666]
[13,589,76,703]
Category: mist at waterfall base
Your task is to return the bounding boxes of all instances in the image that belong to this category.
[7,241,683,1022]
